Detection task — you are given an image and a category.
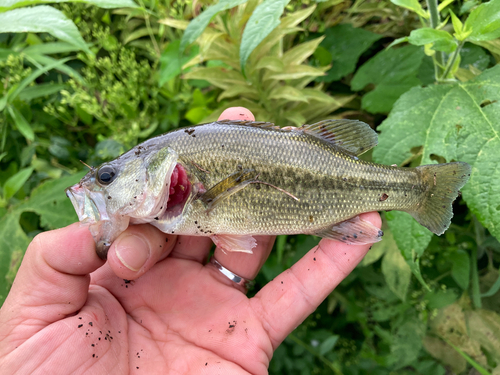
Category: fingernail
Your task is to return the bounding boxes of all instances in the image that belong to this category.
[115,235,149,271]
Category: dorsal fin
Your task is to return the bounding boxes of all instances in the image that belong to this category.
[217,119,279,130]
[301,119,378,156]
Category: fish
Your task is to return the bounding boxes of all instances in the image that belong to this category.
[66,119,471,259]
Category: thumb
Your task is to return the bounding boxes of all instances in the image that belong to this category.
[0,223,104,340]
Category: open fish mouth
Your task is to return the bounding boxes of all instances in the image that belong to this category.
[66,184,110,224]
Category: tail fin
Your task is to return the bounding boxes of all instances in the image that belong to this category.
[409,162,471,235]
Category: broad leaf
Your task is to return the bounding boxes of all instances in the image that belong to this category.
[240,0,290,71]
[465,0,500,42]
[0,6,90,54]
[3,167,34,200]
[373,65,500,241]
[467,309,500,363]
[180,0,248,51]
[460,43,490,71]
[0,0,138,12]
[407,28,457,53]
[386,211,432,290]
[381,229,412,301]
[316,24,382,83]
[451,249,470,290]
[159,40,198,87]
[0,213,30,304]
[388,319,426,369]
[351,45,424,113]
[21,172,83,229]
[0,172,83,305]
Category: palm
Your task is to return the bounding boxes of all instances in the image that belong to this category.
[89,256,271,374]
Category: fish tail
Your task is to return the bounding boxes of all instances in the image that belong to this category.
[408,162,471,235]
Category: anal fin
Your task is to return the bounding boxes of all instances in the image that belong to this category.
[211,234,257,254]
[314,216,383,245]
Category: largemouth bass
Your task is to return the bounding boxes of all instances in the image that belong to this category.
[66,120,471,259]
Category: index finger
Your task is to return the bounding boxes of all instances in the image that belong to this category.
[250,212,381,348]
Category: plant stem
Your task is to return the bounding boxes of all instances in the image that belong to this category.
[440,41,464,81]
[471,216,483,309]
[426,0,445,78]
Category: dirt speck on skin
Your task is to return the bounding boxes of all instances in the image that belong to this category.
[226,320,237,334]
[313,257,316,261]
[78,324,83,328]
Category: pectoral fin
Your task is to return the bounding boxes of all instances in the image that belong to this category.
[200,169,259,211]
[314,216,383,245]
[211,234,257,254]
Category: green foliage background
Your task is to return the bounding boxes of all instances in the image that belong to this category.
[1,0,500,373]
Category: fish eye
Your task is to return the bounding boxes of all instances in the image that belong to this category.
[97,165,116,185]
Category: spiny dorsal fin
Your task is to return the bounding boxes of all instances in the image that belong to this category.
[217,119,278,130]
[301,119,378,156]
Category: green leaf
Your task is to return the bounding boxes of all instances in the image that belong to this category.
[254,56,285,72]
[407,28,457,53]
[465,0,500,42]
[3,166,34,200]
[316,24,382,83]
[180,0,248,51]
[282,36,324,67]
[460,43,490,71]
[240,0,290,71]
[390,0,428,18]
[4,57,71,105]
[184,66,246,90]
[26,54,84,84]
[268,85,308,102]
[318,335,339,355]
[359,236,389,267]
[388,319,426,369]
[451,249,470,290]
[467,309,500,364]
[373,65,500,241]
[22,41,81,55]
[381,229,412,301]
[18,83,67,101]
[21,172,84,229]
[0,213,30,304]
[0,173,83,305]
[386,211,433,290]
[7,105,34,142]
[351,45,424,113]
[159,40,198,87]
[0,0,138,12]
[269,65,325,80]
[0,6,91,54]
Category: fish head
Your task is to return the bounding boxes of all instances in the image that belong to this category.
[66,145,179,258]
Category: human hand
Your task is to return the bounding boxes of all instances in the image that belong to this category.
[0,107,381,374]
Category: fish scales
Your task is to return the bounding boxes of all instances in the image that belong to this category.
[66,119,471,258]
[145,124,425,234]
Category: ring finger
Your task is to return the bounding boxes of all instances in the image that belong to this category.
[207,235,276,291]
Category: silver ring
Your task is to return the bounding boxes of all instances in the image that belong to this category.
[210,257,255,289]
